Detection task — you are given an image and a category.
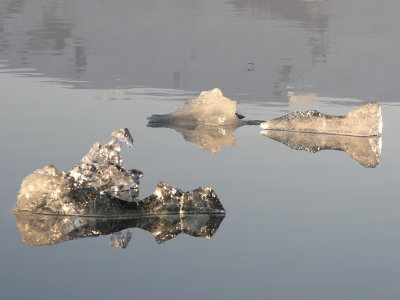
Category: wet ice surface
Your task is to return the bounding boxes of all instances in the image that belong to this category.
[15,129,224,216]
[2,0,400,299]
[260,102,382,136]
[69,128,141,201]
[148,88,243,126]
[148,88,262,152]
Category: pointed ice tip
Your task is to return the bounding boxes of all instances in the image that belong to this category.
[199,88,223,98]
[112,128,134,147]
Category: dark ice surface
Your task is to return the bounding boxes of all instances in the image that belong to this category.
[1,1,400,299]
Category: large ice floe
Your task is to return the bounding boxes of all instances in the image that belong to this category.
[260,102,382,137]
[15,128,225,217]
[147,88,262,153]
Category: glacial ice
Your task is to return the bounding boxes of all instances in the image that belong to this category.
[260,102,382,137]
[147,88,243,126]
[69,128,141,201]
[262,130,382,168]
[147,88,262,152]
[15,128,225,216]
[14,211,225,247]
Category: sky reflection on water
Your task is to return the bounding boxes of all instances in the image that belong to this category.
[1,0,399,102]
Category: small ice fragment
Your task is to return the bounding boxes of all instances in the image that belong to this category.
[147,88,242,126]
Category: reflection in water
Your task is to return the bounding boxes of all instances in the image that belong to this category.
[262,131,382,168]
[26,14,72,52]
[15,128,225,215]
[288,92,318,105]
[14,211,225,247]
[0,0,329,98]
[231,0,329,65]
[109,230,132,248]
[0,0,87,80]
[148,123,239,153]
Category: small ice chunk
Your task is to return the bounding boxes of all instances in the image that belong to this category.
[147,88,242,126]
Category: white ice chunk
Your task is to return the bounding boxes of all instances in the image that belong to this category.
[147,88,242,126]
[260,102,382,137]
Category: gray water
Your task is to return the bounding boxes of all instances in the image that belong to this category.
[1,0,400,299]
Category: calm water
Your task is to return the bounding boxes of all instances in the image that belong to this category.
[1,0,400,299]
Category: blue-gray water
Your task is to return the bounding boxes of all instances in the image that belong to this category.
[1,0,400,299]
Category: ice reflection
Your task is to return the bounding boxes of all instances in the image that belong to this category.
[262,131,382,168]
[148,123,240,153]
[14,211,225,247]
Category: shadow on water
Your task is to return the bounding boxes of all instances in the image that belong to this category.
[14,211,225,247]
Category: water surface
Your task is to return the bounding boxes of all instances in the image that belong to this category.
[1,1,400,299]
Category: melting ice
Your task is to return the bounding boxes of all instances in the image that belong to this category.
[147,88,243,126]
[260,102,382,137]
[15,128,225,216]
[147,88,262,153]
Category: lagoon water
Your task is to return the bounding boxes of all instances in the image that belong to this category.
[1,0,400,299]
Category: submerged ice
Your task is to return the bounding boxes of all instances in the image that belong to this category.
[15,128,225,216]
[260,102,382,137]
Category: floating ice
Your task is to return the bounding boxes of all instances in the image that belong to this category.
[15,129,225,216]
[147,88,262,152]
[262,130,382,168]
[14,211,225,247]
[260,102,382,137]
[148,88,243,126]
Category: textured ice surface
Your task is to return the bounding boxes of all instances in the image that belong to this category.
[260,102,382,137]
[15,129,225,216]
[262,130,382,168]
[14,211,225,247]
[69,128,141,201]
[147,88,243,126]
